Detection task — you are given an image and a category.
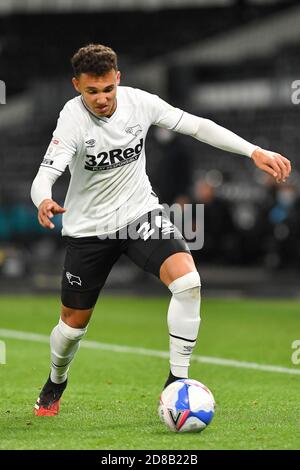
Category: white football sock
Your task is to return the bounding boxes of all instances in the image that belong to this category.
[167,271,201,378]
[50,318,88,384]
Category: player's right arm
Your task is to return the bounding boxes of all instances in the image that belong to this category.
[31,104,78,229]
[31,171,66,229]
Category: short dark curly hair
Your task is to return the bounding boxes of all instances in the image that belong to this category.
[71,44,118,78]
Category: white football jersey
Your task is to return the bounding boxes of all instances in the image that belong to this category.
[40,86,184,237]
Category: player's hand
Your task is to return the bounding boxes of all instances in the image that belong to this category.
[38,199,66,229]
[251,148,291,183]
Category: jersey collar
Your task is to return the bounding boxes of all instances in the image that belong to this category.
[80,96,118,123]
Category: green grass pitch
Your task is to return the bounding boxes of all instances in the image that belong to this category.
[0,295,300,450]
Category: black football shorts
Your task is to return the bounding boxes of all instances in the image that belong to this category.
[61,209,191,309]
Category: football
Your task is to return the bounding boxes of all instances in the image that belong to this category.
[158,379,215,433]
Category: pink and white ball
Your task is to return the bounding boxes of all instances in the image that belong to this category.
[158,379,215,433]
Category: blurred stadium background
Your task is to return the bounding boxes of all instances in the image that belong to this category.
[0,0,300,298]
[1,0,300,452]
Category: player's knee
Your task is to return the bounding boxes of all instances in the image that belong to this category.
[168,271,201,299]
[61,305,93,329]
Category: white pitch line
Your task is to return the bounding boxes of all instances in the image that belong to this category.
[0,328,300,376]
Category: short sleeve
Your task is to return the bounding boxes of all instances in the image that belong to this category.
[136,89,184,131]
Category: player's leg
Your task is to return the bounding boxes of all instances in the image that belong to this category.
[34,236,121,416]
[34,305,94,417]
[124,210,200,388]
[159,252,201,388]
[49,305,93,386]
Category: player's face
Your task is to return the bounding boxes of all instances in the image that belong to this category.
[72,69,120,117]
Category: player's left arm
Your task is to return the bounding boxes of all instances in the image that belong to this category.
[173,113,291,183]
[145,91,292,183]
